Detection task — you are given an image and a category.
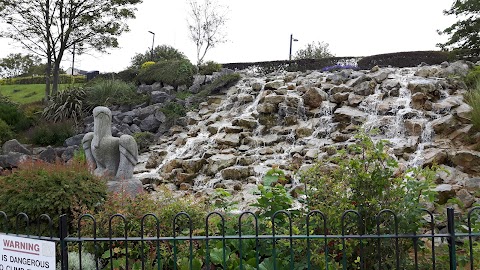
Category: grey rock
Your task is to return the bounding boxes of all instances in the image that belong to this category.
[353,81,376,96]
[264,80,284,90]
[151,91,172,104]
[39,146,57,163]
[0,152,29,168]
[140,114,161,132]
[2,139,31,155]
[65,134,85,147]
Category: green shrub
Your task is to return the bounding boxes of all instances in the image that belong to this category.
[465,78,480,131]
[0,160,107,227]
[136,59,195,88]
[199,61,222,75]
[72,188,207,269]
[132,132,155,153]
[465,65,480,89]
[299,130,437,268]
[84,79,147,108]
[28,120,76,146]
[0,96,31,131]
[160,102,186,125]
[116,68,139,83]
[42,87,86,125]
[0,119,14,144]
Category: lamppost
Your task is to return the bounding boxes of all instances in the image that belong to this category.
[148,31,155,61]
[289,34,298,61]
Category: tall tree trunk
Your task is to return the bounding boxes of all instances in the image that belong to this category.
[44,59,51,102]
[52,61,61,95]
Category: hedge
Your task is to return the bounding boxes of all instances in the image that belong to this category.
[0,75,86,85]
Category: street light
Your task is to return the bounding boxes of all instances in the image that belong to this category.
[289,34,298,61]
[148,31,155,61]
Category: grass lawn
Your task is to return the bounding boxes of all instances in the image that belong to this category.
[0,84,83,104]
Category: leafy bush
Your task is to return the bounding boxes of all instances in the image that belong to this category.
[299,131,437,268]
[465,65,480,89]
[199,61,222,75]
[136,59,195,88]
[42,87,86,125]
[465,78,480,131]
[0,119,14,144]
[133,132,155,153]
[28,120,76,146]
[160,102,186,125]
[116,68,139,83]
[72,188,207,269]
[0,160,107,226]
[84,79,147,109]
[0,96,31,131]
[130,45,187,69]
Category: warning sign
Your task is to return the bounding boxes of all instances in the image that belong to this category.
[0,234,55,270]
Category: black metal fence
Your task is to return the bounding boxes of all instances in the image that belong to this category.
[1,207,479,270]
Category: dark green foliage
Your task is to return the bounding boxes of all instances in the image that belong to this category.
[199,61,222,75]
[465,65,480,88]
[133,132,155,153]
[160,101,187,125]
[28,120,76,146]
[438,0,480,59]
[0,160,107,227]
[0,97,31,131]
[116,68,139,83]
[84,79,147,109]
[130,45,187,69]
[136,59,195,88]
[42,87,86,125]
[0,119,14,144]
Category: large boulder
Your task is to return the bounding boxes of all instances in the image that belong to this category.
[2,139,31,155]
[451,150,480,174]
[206,154,237,175]
[221,166,254,180]
[333,106,367,125]
[264,80,284,90]
[303,87,328,108]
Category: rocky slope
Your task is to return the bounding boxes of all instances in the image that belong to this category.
[1,61,479,213]
[131,61,480,211]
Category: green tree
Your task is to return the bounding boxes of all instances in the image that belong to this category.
[130,44,187,69]
[294,41,334,60]
[0,53,41,78]
[437,0,480,57]
[0,0,142,100]
[187,0,228,66]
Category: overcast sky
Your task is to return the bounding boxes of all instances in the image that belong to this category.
[0,0,458,73]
